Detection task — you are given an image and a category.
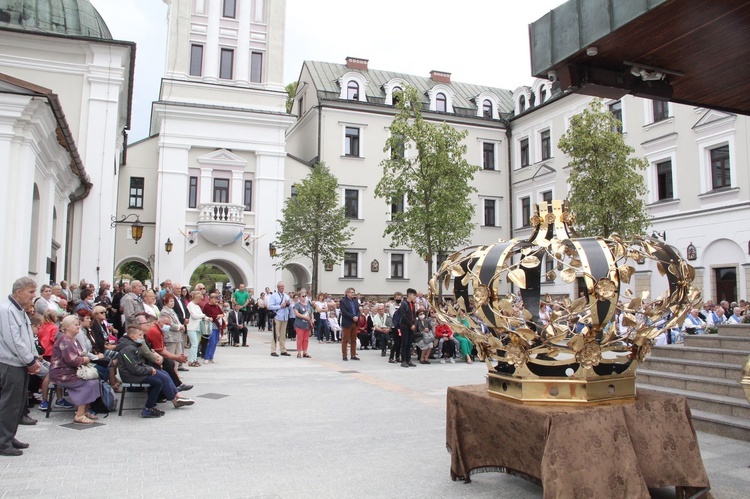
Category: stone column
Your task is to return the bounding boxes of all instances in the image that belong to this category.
[253,150,286,291]
[154,142,191,285]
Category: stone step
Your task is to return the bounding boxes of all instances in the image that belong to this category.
[636,369,746,399]
[650,344,750,365]
[684,334,750,350]
[636,383,750,420]
[639,356,742,380]
[715,324,750,337]
[689,409,750,442]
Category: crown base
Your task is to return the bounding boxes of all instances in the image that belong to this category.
[487,372,637,404]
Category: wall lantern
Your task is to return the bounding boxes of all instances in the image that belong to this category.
[165,238,173,254]
[269,242,277,257]
[111,214,152,244]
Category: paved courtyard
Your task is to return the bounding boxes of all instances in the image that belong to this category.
[2,328,749,498]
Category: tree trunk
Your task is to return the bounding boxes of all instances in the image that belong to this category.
[311,251,319,298]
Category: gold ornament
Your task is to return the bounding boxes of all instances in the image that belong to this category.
[427,199,698,404]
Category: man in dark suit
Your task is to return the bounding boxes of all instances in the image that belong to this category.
[228,302,248,347]
[399,288,418,368]
[339,287,360,361]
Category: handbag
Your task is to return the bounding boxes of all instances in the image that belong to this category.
[199,318,212,339]
[76,363,99,380]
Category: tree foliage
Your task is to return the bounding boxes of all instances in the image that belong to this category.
[116,261,151,282]
[558,99,650,237]
[285,82,298,114]
[189,264,230,292]
[275,162,354,295]
[375,85,480,279]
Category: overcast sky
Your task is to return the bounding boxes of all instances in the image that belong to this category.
[91,0,563,141]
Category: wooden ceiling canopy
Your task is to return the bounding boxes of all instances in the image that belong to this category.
[530,0,750,115]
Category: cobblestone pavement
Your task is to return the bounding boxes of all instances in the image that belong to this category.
[2,329,748,498]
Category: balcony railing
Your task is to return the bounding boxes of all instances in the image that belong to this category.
[198,203,245,223]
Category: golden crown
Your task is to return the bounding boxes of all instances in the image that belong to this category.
[428,200,700,403]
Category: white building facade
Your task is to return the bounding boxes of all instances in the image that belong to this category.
[117,0,293,292]
[285,58,514,296]
[509,82,750,304]
[0,1,133,293]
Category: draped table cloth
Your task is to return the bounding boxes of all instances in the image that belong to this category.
[446,384,710,498]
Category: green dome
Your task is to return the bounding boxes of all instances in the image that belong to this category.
[0,0,112,39]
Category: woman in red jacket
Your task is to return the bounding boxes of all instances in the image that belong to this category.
[202,293,226,364]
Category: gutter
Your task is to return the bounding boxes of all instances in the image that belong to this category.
[503,118,514,239]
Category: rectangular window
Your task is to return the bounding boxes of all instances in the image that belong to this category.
[345,127,360,157]
[540,130,551,160]
[213,178,229,203]
[391,134,405,160]
[344,189,359,219]
[609,100,622,133]
[520,138,529,167]
[188,176,198,208]
[222,0,236,18]
[129,177,144,209]
[484,199,496,227]
[710,145,731,189]
[297,96,304,118]
[391,195,404,221]
[344,252,358,278]
[521,197,531,227]
[250,52,263,83]
[542,190,553,203]
[652,100,669,122]
[189,44,203,77]
[219,48,234,80]
[656,161,673,200]
[483,142,495,170]
[243,180,253,211]
[390,253,404,279]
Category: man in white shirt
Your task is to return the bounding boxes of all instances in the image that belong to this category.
[371,304,391,357]
[727,307,743,324]
[683,308,706,334]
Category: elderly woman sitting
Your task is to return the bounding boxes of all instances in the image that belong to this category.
[49,315,102,425]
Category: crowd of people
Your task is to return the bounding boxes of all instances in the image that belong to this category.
[0,275,474,456]
[241,282,474,368]
[8,271,744,456]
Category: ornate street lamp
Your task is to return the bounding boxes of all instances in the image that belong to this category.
[111,214,152,244]
[165,238,173,254]
[269,242,277,257]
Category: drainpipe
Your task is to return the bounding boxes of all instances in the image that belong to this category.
[504,122,514,240]
[316,103,323,166]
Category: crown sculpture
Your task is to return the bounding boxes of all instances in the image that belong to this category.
[428,200,701,403]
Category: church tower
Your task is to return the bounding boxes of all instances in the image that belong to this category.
[115,0,293,294]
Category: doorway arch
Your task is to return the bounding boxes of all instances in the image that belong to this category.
[183,251,253,292]
[282,262,311,292]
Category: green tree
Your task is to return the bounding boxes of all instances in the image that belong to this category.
[189,264,230,293]
[275,162,354,296]
[375,85,480,280]
[285,81,298,114]
[558,99,650,237]
[116,261,151,282]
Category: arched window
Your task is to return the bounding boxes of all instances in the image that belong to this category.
[482,99,492,118]
[519,95,526,113]
[392,86,402,106]
[347,81,359,100]
[436,92,447,112]
[540,88,547,103]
